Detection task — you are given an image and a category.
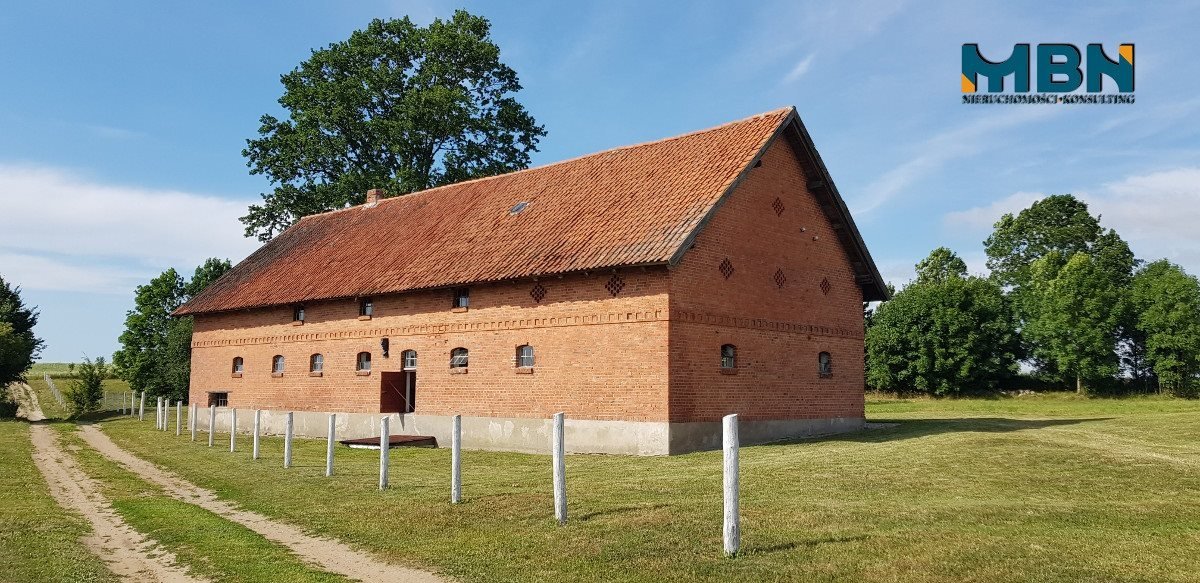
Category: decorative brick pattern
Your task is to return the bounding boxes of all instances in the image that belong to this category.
[772,197,785,216]
[530,283,546,303]
[773,268,787,288]
[820,277,831,295]
[604,275,625,297]
[718,258,735,279]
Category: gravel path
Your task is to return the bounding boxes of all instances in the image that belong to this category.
[79,424,448,583]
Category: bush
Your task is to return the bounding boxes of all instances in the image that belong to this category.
[66,356,107,418]
[0,390,16,418]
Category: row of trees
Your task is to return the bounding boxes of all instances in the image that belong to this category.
[866,195,1200,397]
[113,259,231,402]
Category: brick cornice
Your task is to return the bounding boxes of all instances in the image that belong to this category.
[670,309,863,340]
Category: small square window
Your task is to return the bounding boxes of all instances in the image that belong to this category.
[516,345,534,368]
[208,392,228,407]
[360,298,374,317]
[293,306,305,322]
[453,288,469,309]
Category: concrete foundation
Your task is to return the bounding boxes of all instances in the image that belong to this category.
[194,408,864,456]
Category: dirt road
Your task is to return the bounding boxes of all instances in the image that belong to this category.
[29,423,204,582]
[79,424,448,583]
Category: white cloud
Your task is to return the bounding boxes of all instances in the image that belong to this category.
[0,164,259,293]
[782,54,816,83]
[941,167,1200,274]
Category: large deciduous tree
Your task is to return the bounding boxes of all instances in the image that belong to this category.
[983,195,1135,389]
[1130,260,1200,396]
[866,248,1021,395]
[114,259,231,400]
[0,275,43,387]
[241,11,546,241]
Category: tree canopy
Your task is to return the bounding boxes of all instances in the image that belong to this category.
[241,11,546,241]
[1130,260,1200,396]
[866,248,1021,395]
[0,275,43,387]
[114,258,231,399]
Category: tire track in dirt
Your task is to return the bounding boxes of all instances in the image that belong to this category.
[79,424,448,583]
[29,423,204,583]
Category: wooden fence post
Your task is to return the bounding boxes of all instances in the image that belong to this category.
[451,414,461,504]
[208,405,216,447]
[379,416,390,490]
[176,401,182,436]
[553,412,566,525]
[284,412,294,468]
[229,409,237,452]
[138,392,145,421]
[325,413,336,477]
[723,413,740,557]
[252,409,261,460]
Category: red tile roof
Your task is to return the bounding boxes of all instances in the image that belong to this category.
[177,107,885,315]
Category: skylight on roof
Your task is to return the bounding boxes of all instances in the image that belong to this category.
[509,201,529,215]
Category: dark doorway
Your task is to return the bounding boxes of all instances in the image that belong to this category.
[380,371,415,413]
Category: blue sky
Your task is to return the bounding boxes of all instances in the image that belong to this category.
[2,0,1198,362]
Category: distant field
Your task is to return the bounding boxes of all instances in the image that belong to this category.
[91,392,1200,582]
[27,362,79,379]
[26,377,133,419]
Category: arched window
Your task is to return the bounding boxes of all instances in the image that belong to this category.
[310,354,324,373]
[516,345,534,368]
[720,344,737,369]
[232,357,244,375]
[818,352,833,377]
[450,347,469,369]
[357,352,372,372]
[272,355,285,374]
[401,350,417,371]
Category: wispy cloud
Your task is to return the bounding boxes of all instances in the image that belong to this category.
[0,164,259,294]
[782,54,816,84]
[856,106,1058,214]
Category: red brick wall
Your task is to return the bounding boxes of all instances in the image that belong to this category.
[189,270,670,421]
[666,136,865,422]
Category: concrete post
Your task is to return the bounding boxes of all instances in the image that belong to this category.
[379,416,390,490]
[208,405,216,447]
[176,401,182,436]
[138,392,145,421]
[229,409,237,452]
[325,414,336,477]
[284,412,294,468]
[451,414,462,504]
[723,413,740,557]
[553,412,566,525]
[252,410,261,460]
[158,397,164,430]
[190,404,197,442]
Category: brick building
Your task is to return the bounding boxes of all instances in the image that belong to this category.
[176,107,888,454]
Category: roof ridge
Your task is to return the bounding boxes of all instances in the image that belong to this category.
[295,106,795,222]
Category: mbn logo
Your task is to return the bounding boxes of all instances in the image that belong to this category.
[962,44,1134,93]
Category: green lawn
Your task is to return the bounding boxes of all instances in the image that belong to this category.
[0,420,115,582]
[91,392,1200,582]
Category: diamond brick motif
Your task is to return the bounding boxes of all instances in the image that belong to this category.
[718,258,735,279]
[772,197,785,216]
[773,268,787,288]
[605,274,625,297]
[820,277,831,295]
[530,283,546,303]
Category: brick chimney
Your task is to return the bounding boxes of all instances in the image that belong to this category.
[365,188,384,206]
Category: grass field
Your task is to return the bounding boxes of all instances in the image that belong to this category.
[90,392,1200,583]
[24,378,132,419]
[0,420,116,582]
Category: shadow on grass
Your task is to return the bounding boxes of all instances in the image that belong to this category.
[767,417,1115,447]
[747,534,871,555]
